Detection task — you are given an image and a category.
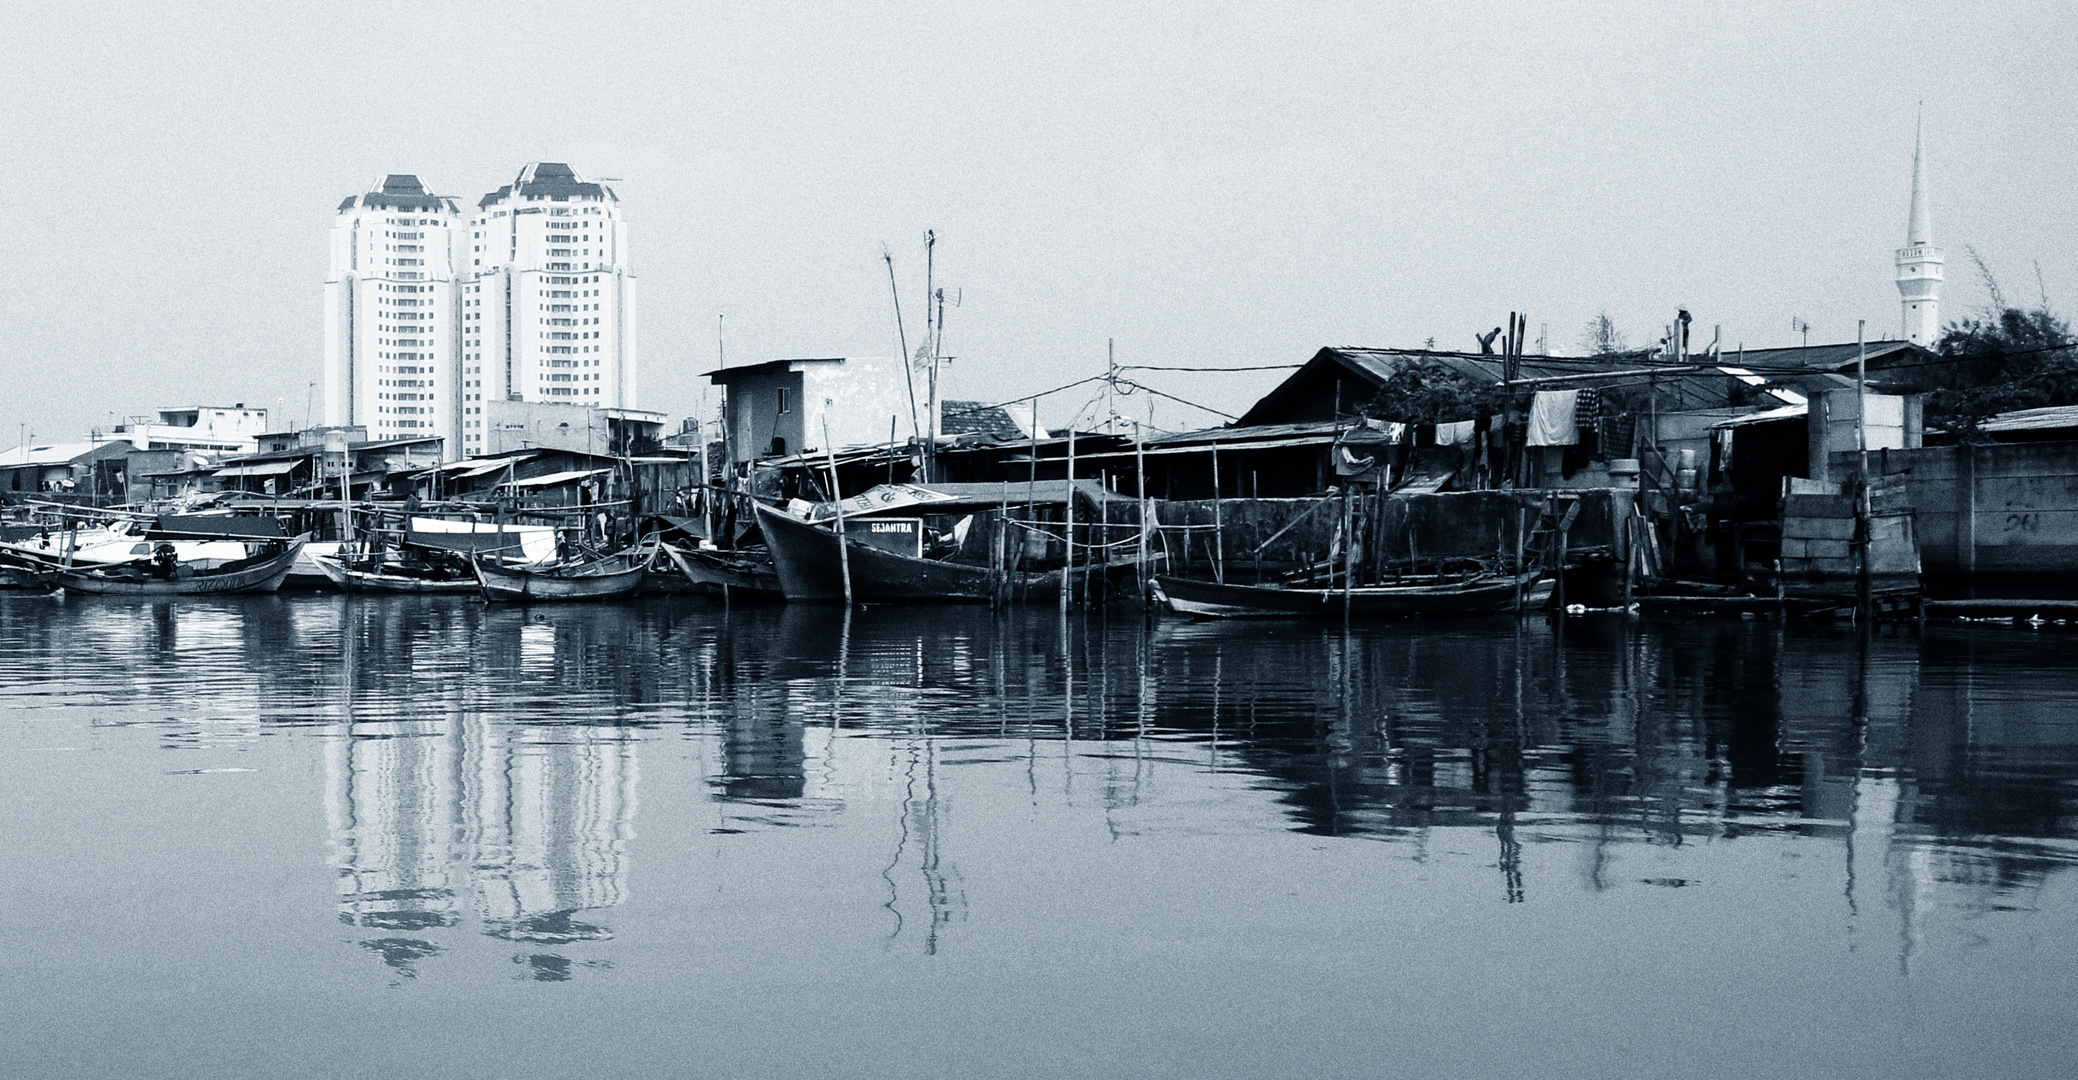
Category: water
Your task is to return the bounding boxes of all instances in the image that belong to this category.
[2,594,2075,1079]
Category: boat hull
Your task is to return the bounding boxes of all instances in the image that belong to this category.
[756,502,1079,603]
[473,555,647,602]
[1155,572,1553,619]
[661,543,783,600]
[38,540,306,596]
[313,555,480,594]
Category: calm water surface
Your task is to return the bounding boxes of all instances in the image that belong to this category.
[2,594,2075,1079]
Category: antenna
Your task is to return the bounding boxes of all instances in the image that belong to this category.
[1792,317,1810,347]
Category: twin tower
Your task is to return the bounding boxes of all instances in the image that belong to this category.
[322,163,637,458]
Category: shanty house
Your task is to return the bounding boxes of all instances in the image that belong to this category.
[708,357,934,464]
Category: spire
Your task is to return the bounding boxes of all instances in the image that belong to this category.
[1907,104,1933,246]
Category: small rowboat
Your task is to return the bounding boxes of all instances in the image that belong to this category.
[32,538,307,596]
[660,542,783,600]
[311,554,480,594]
[472,549,650,602]
[1154,570,1553,619]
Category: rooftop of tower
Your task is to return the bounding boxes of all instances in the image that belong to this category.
[478,162,617,209]
[338,174,458,214]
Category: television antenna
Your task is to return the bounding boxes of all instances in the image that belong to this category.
[1791,318,1810,347]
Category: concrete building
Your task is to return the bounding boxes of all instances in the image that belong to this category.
[477,400,667,458]
[324,175,465,450]
[708,356,927,464]
[461,163,637,458]
[94,405,270,454]
[1896,115,1945,348]
[0,441,135,498]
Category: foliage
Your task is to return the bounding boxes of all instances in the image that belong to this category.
[1579,312,1627,356]
[1925,306,2078,437]
[1362,359,1505,426]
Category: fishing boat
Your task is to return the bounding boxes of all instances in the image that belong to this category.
[659,542,783,600]
[29,538,308,596]
[1154,570,1553,619]
[310,554,480,594]
[755,500,1134,603]
[472,549,650,602]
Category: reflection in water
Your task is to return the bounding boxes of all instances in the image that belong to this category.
[2,594,2077,1025]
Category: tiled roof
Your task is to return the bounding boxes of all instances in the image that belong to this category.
[940,401,1028,441]
[479,162,616,208]
[339,173,457,214]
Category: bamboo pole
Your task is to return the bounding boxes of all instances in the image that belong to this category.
[824,417,851,605]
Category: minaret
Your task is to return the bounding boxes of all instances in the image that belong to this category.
[1895,112,1944,347]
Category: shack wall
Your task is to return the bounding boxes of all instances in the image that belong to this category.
[1861,441,2078,597]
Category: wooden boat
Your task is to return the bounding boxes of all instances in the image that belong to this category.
[756,501,1135,603]
[311,554,480,594]
[33,538,307,596]
[472,549,649,602]
[660,542,783,600]
[1154,570,1554,619]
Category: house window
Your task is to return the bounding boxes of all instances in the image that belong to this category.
[776,388,790,414]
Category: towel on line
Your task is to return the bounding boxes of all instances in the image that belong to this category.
[1526,389,1581,446]
[1435,420,1475,446]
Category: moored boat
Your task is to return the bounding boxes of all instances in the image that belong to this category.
[472,549,649,602]
[755,501,1134,603]
[311,554,480,594]
[660,542,783,600]
[1154,570,1553,619]
[30,538,308,596]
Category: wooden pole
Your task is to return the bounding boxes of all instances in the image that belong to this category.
[1061,427,1076,615]
[1135,421,1150,604]
[1211,441,1225,584]
[1341,482,1353,618]
[1856,318,1872,617]
[1514,505,1526,615]
[824,417,852,606]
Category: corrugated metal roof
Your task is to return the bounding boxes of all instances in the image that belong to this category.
[1980,404,2078,433]
[0,442,102,467]
[502,468,611,489]
[1710,404,1808,429]
[212,460,300,477]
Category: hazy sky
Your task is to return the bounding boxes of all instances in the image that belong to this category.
[3,1,2074,443]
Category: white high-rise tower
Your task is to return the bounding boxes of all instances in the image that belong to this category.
[459,163,637,455]
[323,175,464,448]
[1896,114,1944,347]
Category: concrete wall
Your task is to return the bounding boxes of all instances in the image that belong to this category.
[1863,441,2078,597]
[723,365,803,461]
[482,399,611,457]
[801,357,926,454]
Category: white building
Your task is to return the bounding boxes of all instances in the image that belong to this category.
[323,175,464,451]
[1896,116,1944,348]
[95,405,271,453]
[460,163,638,457]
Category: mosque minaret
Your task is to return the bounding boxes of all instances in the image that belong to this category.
[1896,113,1945,347]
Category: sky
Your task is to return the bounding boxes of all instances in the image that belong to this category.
[2,0,2075,444]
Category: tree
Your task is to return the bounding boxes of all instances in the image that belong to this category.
[1926,306,2078,437]
[1362,359,1505,425]
[1579,312,1627,356]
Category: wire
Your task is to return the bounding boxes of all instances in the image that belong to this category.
[1118,363,1305,372]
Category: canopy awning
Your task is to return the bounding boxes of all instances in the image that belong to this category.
[212,460,300,477]
[1710,404,1808,430]
[501,468,612,490]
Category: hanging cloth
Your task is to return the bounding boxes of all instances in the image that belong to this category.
[1435,420,1475,446]
[1526,389,1581,446]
